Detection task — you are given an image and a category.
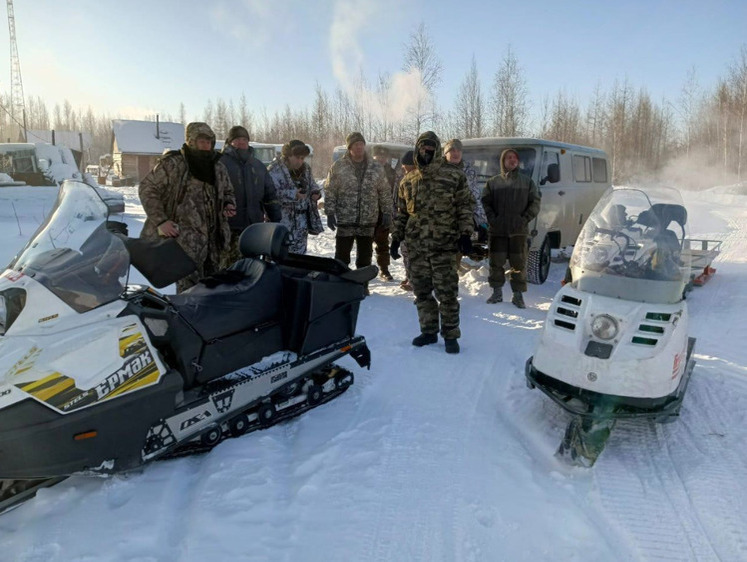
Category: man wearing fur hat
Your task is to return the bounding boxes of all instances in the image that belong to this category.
[139,122,236,293]
[324,132,392,277]
[481,148,541,308]
[220,125,282,265]
[268,139,323,254]
[390,132,474,354]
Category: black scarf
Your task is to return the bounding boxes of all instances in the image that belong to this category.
[182,144,217,184]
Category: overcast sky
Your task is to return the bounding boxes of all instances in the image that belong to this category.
[2,0,746,125]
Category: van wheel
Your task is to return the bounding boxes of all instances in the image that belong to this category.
[527,236,551,285]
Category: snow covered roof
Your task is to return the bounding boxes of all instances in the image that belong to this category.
[23,130,93,152]
[111,119,184,155]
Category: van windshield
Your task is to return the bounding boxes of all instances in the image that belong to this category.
[463,147,536,187]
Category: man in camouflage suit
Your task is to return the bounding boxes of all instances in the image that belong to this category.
[325,132,392,275]
[481,148,541,308]
[268,139,323,254]
[371,145,397,281]
[220,125,282,266]
[390,131,474,354]
[139,122,236,293]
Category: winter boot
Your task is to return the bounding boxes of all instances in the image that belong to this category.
[400,279,413,291]
[379,268,394,282]
[412,333,438,347]
[444,338,460,354]
[512,291,526,309]
[486,287,503,304]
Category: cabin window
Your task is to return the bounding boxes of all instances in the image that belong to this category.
[592,157,608,183]
[573,155,592,182]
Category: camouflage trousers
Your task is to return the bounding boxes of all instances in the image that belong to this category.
[409,245,461,339]
[488,235,528,293]
[374,224,390,271]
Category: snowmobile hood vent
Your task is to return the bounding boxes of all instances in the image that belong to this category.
[553,294,583,331]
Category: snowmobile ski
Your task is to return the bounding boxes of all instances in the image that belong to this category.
[555,415,617,468]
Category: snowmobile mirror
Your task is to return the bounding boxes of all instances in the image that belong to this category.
[239,223,290,262]
[125,237,197,288]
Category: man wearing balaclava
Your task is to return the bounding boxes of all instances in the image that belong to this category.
[481,148,541,308]
[219,125,281,264]
[139,122,236,293]
[390,131,474,354]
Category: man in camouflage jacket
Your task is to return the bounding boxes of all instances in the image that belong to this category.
[139,122,236,293]
[268,139,323,254]
[372,144,398,281]
[481,148,541,308]
[390,131,474,354]
[324,132,392,271]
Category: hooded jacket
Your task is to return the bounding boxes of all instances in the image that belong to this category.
[392,131,474,251]
[220,144,281,230]
[481,148,541,237]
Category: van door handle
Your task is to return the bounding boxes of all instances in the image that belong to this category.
[558,190,566,196]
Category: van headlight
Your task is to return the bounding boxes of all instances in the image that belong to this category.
[591,314,618,340]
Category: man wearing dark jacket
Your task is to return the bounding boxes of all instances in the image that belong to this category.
[219,125,281,265]
[481,148,541,308]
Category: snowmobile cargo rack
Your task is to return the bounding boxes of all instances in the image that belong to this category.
[684,238,721,286]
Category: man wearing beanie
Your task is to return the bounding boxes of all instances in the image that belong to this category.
[139,122,236,292]
[481,148,541,308]
[395,149,417,291]
[443,138,488,269]
[219,125,282,265]
[390,132,474,354]
[324,132,392,286]
[268,139,323,254]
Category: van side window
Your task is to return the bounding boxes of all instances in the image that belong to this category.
[540,150,560,184]
[573,155,592,182]
[592,157,608,183]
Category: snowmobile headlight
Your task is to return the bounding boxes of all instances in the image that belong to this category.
[591,314,618,341]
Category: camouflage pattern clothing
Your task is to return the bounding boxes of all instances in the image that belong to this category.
[324,153,392,239]
[481,148,541,293]
[267,157,322,254]
[392,131,474,339]
[463,160,487,227]
[139,147,235,292]
[374,162,398,273]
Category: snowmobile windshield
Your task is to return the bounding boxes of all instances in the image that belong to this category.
[8,180,129,313]
[569,186,691,304]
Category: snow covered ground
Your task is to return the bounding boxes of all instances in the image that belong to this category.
[0,182,746,561]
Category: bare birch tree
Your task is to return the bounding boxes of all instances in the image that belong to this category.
[454,55,484,138]
[489,45,528,136]
[402,22,442,137]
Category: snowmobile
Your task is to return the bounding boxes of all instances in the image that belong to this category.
[525,186,696,466]
[0,180,374,511]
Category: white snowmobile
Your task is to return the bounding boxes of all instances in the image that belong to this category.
[526,186,696,466]
[0,180,374,511]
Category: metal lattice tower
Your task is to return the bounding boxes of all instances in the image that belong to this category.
[7,0,26,137]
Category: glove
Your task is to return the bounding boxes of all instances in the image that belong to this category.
[458,234,472,255]
[326,213,336,231]
[390,238,401,260]
[380,213,392,229]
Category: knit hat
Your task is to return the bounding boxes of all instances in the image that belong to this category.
[346,131,366,149]
[443,138,463,154]
[185,122,216,149]
[401,150,415,166]
[226,125,250,145]
[281,139,311,158]
[372,145,389,157]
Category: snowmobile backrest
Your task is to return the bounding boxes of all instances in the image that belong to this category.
[652,203,687,229]
[239,223,290,262]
